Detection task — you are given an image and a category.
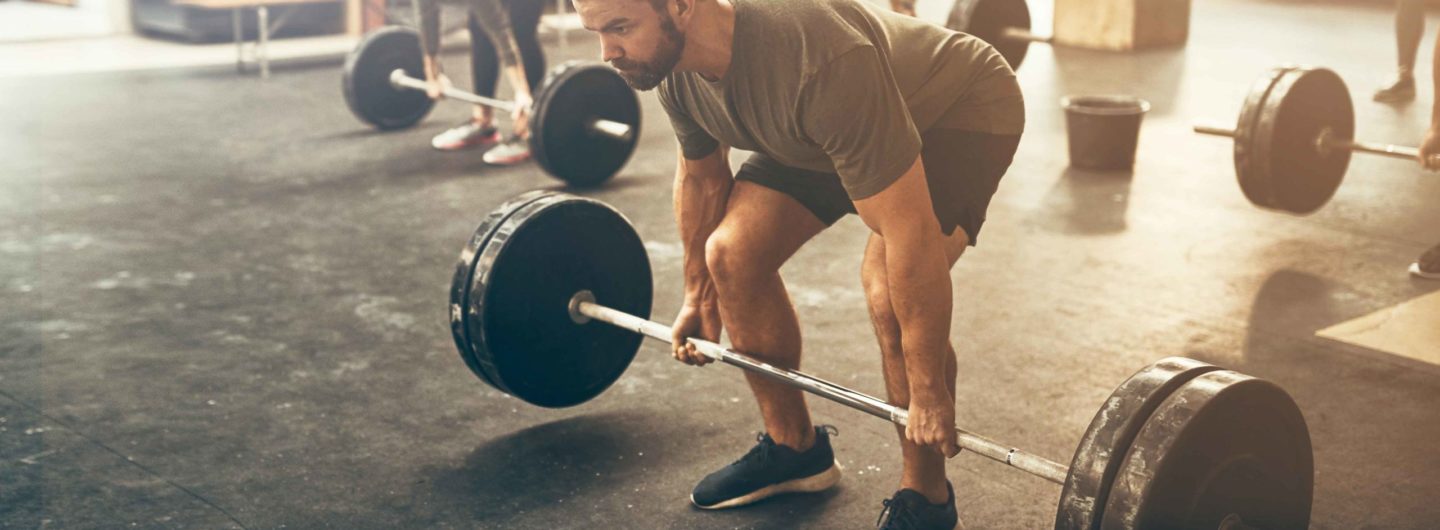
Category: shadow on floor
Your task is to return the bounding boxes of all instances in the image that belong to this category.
[1033,166,1134,235]
[415,412,648,519]
[403,411,847,528]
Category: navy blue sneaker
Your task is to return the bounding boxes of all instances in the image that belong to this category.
[690,425,842,509]
[875,482,960,530]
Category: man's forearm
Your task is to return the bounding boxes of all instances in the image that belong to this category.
[674,151,732,304]
[884,232,954,401]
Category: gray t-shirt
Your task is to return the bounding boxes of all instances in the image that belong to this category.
[658,0,1024,200]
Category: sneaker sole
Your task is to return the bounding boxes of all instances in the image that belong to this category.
[1373,91,1416,103]
[690,461,843,510]
[1410,262,1440,280]
[432,133,501,152]
[433,139,500,152]
[483,154,532,165]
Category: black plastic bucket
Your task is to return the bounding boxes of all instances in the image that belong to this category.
[1061,95,1151,170]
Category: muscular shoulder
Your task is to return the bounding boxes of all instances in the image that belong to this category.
[736,0,876,77]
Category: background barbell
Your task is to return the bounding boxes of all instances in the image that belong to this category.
[1193,65,1439,214]
[341,26,641,187]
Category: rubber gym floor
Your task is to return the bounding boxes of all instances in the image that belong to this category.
[4,0,1440,528]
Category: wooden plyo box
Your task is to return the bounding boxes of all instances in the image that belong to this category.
[1053,0,1190,51]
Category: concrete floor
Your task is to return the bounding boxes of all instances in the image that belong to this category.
[4,0,1440,528]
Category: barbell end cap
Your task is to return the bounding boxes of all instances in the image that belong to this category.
[568,290,595,325]
[588,118,636,143]
[388,68,408,89]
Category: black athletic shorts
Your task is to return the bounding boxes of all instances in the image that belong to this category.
[734,129,1021,246]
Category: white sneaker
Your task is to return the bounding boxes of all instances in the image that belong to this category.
[432,121,500,151]
[1409,244,1440,280]
[482,136,532,166]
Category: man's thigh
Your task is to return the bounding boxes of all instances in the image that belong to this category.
[734,152,854,228]
[712,180,829,273]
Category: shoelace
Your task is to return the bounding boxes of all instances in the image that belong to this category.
[741,432,776,466]
[733,427,837,469]
[875,497,919,530]
[722,432,776,470]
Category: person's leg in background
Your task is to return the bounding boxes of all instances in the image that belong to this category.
[430,9,505,151]
[507,0,546,89]
[1376,0,1426,102]
[482,0,547,165]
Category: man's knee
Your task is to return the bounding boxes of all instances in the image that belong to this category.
[705,228,768,287]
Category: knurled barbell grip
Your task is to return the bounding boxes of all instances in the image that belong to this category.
[390,68,515,110]
[570,293,1071,485]
[1330,137,1424,161]
[389,69,633,142]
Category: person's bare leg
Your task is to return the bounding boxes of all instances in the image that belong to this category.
[1379,0,1426,101]
[1398,0,1426,77]
[705,181,828,450]
[862,228,969,504]
[472,105,494,127]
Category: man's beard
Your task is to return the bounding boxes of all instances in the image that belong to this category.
[613,16,685,91]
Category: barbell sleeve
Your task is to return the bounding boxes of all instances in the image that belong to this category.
[570,293,1071,485]
[1192,124,1238,138]
[1195,123,1439,166]
[587,118,636,142]
[1001,27,1053,44]
[389,69,633,142]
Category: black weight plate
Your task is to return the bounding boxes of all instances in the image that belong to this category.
[1102,371,1313,529]
[530,61,642,187]
[342,26,434,130]
[1234,66,1295,210]
[461,192,579,388]
[947,0,1031,71]
[1055,358,1223,530]
[466,195,653,407]
[1257,67,1352,214]
[449,190,560,387]
[1267,67,1353,213]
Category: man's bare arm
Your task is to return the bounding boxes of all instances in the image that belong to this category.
[852,156,959,455]
[674,145,733,305]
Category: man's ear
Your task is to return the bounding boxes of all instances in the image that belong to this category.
[672,0,694,25]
